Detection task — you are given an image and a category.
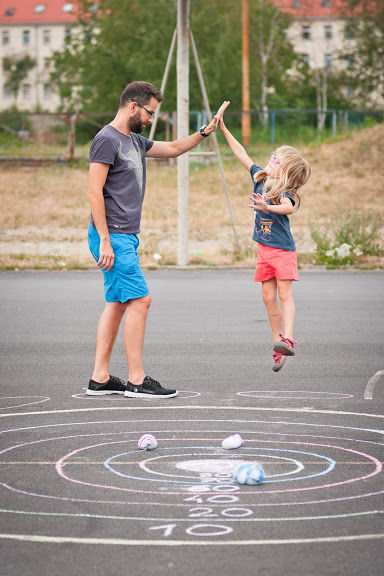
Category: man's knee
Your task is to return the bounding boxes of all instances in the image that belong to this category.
[130,294,151,311]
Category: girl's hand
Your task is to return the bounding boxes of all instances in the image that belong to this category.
[248,193,269,212]
[204,101,230,134]
[219,116,226,131]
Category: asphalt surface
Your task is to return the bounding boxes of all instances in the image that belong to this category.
[0,269,383,576]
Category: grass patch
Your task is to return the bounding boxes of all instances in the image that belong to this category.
[0,124,383,269]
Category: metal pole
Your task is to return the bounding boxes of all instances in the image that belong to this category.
[271,111,275,144]
[242,0,251,146]
[190,31,241,253]
[332,110,336,138]
[149,28,177,141]
[177,0,189,266]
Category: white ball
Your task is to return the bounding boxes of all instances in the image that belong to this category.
[233,463,264,485]
[138,434,157,451]
[222,434,244,450]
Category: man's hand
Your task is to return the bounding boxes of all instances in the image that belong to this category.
[98,238,115,271]
[204,101,230,135]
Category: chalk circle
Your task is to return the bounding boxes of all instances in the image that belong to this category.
[104,446,333,485]
[237,390,354,400]
[0,396,50,410]
[72,390,200,400]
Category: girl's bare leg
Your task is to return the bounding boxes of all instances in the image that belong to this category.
[277,279,295,340]
[262,278,283,342]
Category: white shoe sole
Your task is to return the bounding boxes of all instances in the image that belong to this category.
[86,389,126,396]
[124,390,178,398]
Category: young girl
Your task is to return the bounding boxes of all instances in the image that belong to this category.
[220,114,311,372]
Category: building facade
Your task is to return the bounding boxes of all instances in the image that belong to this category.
[272,1,355,73]
[0,1,77,112]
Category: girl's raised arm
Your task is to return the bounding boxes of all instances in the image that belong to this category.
[219,117,254,172]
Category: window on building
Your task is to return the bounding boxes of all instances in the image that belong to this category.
[301,54,309,65]
[44,57,51,70]
[4,8,15,17]
[321,0,331,6]
[325,25,332,40]
[346,54,355,69]
[302,25,311,40]
[43,29,50,44]
[34,4,46,13]
[85,28,93,43]
[23,30,30,45]
[3,85,12,98]
[345,24,355,40]
[347,87,355,98]
[44,84,51,99]
[2,58,11,71]
[291,1,301,6]
[64,27,72,43]
[22,84,31,98]
[62,3,73,13]
[2,30,10,45]
[325,54,332,68]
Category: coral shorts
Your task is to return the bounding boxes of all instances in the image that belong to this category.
[254,243,299,282]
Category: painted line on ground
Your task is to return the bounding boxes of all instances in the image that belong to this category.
[0,508,382,524]
[364,371,384,400]
[0,532,384,546]
[0,405,384,420]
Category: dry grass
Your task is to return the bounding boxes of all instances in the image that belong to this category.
[1,124,384,269]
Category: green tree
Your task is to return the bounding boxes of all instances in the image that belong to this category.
[340,0,384,105]
[249,0,298,123]
[3,55,35,105]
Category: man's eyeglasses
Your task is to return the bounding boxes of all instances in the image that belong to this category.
[136,103,155,119]
[270,154,280,165]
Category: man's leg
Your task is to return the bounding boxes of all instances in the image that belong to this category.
[91,301,128,383]
[123,295,151,385]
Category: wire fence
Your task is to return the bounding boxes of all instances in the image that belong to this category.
[0,108,383,163]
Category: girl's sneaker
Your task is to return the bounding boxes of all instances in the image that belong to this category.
[272,351,286,372]
[273,334,296,356]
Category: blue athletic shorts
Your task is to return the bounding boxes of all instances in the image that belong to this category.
[88,223,149,303]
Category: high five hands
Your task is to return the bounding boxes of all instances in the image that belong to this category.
[203,100,230,135]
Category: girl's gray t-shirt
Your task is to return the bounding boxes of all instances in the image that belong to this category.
[89,124,153,234]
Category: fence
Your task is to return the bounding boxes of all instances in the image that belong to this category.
[0,108,383,163]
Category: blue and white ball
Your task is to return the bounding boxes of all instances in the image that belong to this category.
[233,463,264,485]
[138,434,157,451]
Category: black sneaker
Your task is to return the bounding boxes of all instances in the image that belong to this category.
[86,375,127,396]
[124,376,178,398]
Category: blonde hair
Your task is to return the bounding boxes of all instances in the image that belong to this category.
[253,145,311,210]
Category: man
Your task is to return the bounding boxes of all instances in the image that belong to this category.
[86,80,229,398]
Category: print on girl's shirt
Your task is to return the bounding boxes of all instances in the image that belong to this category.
[256,217,274,241]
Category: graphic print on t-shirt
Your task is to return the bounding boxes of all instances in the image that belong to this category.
[118,141,143,195]
[256,216,274,242]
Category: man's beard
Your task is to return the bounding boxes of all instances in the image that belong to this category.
[129,112,143,134]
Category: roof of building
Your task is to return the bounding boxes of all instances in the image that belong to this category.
[0,0,82,25]
[0,0,364,26]
[270,0,365,20]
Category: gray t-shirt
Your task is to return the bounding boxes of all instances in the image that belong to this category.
[89,124,153,234]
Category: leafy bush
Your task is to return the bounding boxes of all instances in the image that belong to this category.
[310,207,383,266]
